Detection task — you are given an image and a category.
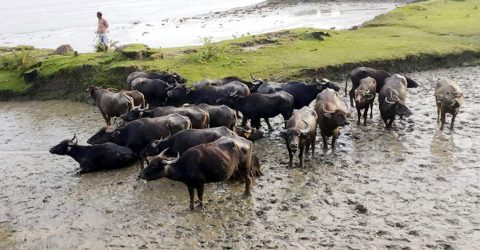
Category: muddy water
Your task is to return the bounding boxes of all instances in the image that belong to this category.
[1,67,479,249]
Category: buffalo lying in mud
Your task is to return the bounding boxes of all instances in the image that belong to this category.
[434,79,464,130]
[280,107,318,167]
[50,134,137,174]
[314,89,350,149]
[127,71,186,90]
[138,136,253,210]
[379,74,413,129]
[87,86,134,126]
[345,66,418,107]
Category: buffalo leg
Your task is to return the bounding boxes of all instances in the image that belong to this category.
[387,118,395,129]
[298,142,305,168]
[139,159,144,170]
[440,110,446,130]
[286,144,293,167]
[101,112,110,126]
[450,110,458,130]
[305,141,310,156]
[188,186,195,211]
[310,134,316,157]
[363,106,369,125]
[243,174,252,197]
[349,89,355,107]
[357,108,362,124]
[241,116,247,127]
[437,106,441,123]
[252,118,261,130]
[331,133,337,149]
[264,118,273,131]
[196,184,205,209]
[321,133,328,149]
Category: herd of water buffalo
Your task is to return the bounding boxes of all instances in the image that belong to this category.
[49,67,464,210]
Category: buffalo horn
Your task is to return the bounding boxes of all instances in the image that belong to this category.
[384,96,395,104]
[68,133,78,146]
[162,151,180,165]
[315,78,326,85]
[300,121,310,135]
[158,148,169,158]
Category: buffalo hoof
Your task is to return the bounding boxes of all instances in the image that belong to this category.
[243,191,252,198]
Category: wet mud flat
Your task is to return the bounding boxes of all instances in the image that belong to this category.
[0,66,479,249]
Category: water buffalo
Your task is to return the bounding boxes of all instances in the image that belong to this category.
[235,126,265,141]
[248,74,282,94]
[140,127,262,177]
[166,81,250,106]
[354,77,377,125]
[379,74,412,129]
[138,136,253,210]
[127,71,186,90]
[183,103,236,130]
[314,89,350,149]
[121,105,209,129]
[87,86,134,126]
[130,78,177,107]
[217,91,294,130]
[192,76,252,90]
[108,88,146,108]
[281,79,341,109]
[87,114,191,156]
[345,67,419,106]
[50,134,137,174]
[280,107,318,167]
[434,79,464,130]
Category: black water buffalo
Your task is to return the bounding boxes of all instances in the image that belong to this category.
[434,79,464,130]
[183,103,236,130]
[121,105,209,129]
[166,81,250,106]
[314,89,350,149]
[87,114,192,153]
[50,134,137,174]
[217,91,294,130]
[280,107,318,167]
[345,67,419,106]
[127,71,186,90]
[130,78,177,106]
[281,79,341,109]
[354,77,377,125]
[139,127,262,177]
[378,74,413,129]
[138,136,253,210]
[87,86,134,126]
[248,74,282,94]
[108,88,146,108]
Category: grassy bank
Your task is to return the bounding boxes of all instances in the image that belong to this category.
[0,0,479,101]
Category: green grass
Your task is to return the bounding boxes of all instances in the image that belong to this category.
[0,70,29,92]
[0,0,479,97]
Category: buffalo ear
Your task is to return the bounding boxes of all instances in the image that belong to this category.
[111,131,120,137]
[323,113,332,119]
[185,88,191,95]
[279,131,287,140]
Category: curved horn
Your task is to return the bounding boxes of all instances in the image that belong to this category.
[300,121,310,135]
[384,96,395,104]
[161,151,180,165]
[158,148,169,158]
[250,74,261,85]
[322,103,335,113]
[68,133,78,145]
[150,139,161,148]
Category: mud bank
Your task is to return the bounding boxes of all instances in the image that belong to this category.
[0,66,479,248]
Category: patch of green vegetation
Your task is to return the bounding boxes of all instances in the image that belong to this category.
[1,0,479,99]
[0,70,30,92]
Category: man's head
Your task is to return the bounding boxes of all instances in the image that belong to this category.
[97,12,102,19]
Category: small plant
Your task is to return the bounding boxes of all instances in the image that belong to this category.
[0,49,38,74]
[194,37,223,64]
[94,39,119,52]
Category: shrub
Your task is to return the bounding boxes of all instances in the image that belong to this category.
[0,50,38,74]
[194,37,223,64]
[94,39,119,52]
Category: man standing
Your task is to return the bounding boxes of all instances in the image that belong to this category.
[96,12,109,49]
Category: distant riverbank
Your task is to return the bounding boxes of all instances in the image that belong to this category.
[1,0,479,101]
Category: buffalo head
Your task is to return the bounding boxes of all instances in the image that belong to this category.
[50,134,78,155]
[120,104,149,122]
[323,104,349,127]
[138,148,180,181]
[87,123,120,144]
[167,85,190,101]
[354,89,375,107]
[384,94,412,117]
[280,121,310,153]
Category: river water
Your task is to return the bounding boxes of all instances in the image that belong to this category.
[1,66,479,248]
[0,0,402,52]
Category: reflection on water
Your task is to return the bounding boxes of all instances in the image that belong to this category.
[1,67,480,248]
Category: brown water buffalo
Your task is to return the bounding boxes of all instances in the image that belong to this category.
[183,103,236,130]
[345,67,418,106]
[108,88,146,108]
[314,89,350,149]
[434,79,464,130]
[378,74,412,129]
[121,105,209,129]
[87,86,134,126]
[354,77,377,125]
[138,136,253,210]
[280,107,318,167]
